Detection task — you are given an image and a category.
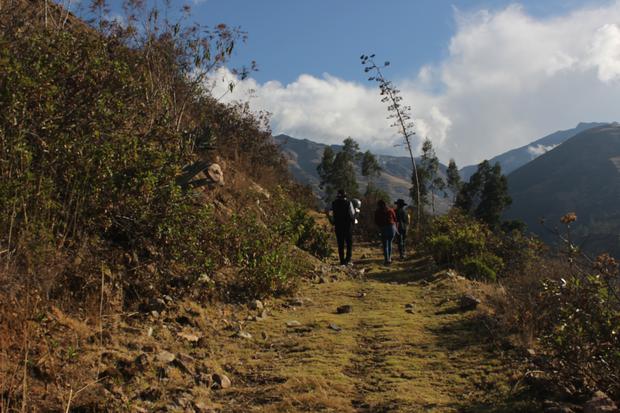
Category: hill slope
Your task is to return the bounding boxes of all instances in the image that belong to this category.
[505,125,620,257]
[275,134,450,210]
[460,122,607,180]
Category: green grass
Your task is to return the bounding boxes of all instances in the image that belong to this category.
[205,243,542,412]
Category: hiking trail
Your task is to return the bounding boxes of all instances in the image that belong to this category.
[206,243,538,413]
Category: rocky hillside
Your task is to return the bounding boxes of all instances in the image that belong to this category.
[275,134,451,211]
[504,124,620,257]
[460,122,607,180]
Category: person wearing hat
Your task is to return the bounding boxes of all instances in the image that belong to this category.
[394,199,410,259]
[331,189,356,265]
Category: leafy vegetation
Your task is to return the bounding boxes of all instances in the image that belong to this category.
[0,1,329,310]
[456,160,512,229]
[316,137,362,200]
[424,211,505,281]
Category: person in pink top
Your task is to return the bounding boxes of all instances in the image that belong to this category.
[374,199,397,265]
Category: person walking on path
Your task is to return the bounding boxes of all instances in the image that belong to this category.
[394,199,410,259]
[331,189,355,265]
[374,199,397,265]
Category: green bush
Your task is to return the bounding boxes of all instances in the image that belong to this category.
[424,211,504,280]
[461,257,497,282]
[0,14,320,306]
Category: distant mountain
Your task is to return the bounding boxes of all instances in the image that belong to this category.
[460,122,607,180]
[504,124,620,257]
[274,134,450,210]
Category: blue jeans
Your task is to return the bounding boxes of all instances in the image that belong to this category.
[380,225,397,263]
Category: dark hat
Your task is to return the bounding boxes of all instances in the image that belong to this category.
[337,189,346,198]
[395,199,407,206]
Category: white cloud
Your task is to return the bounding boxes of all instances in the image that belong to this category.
[527,143,558,157]
[212,1,620,166]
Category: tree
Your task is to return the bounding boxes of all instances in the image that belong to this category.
[446,159,462,203]
[361,54,422,231]
[361,150,382,191]
[455,161,512,228]
[316,138,361,201]
[317,147,336,201]
[420,139,445,215]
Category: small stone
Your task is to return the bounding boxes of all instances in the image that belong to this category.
[328,323,342,332]
[459,294,481,311]
[336,305,352,314]
[357,292,367,298]
[236,331,252,339]
[286,320,302,328]
[147,327,153,337]
[526,348,536,357]
[194,400,211,413]
[405,309,414,314]
[289,297,304,307]
[157,351,176,364]
[249,299,264,310]
[151,310,159,318]
[584,390,618,413]
[177,332,200,343]
[174,353,195,375]
[212,373,232,389]
[405,303,414,309]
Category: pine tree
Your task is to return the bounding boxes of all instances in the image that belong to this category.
[446,159,462,203]
[317,146,336,201]
[317,138,361,200]
[361,150,382,192]
[420,139,445,215]
[455,160,511,228]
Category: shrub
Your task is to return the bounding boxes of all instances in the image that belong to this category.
[461,257,498,282]
[540,269,620,400]
[424,210,504,280]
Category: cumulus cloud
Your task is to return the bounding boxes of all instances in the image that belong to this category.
[527,143,559,157]
[213,1,620,166]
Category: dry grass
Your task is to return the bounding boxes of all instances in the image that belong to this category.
[0,243,545,412]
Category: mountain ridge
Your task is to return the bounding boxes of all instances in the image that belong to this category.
[505,124,620,257]
[460,122,608,180]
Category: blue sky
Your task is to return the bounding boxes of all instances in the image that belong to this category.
[193,0,610,85]
[74,0,620,165]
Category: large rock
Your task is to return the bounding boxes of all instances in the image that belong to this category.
[337,305,352,314]
[212,373,232,389]
[459,294,481,311]
[583,391,618,413]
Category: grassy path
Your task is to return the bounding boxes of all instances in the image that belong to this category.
[207,244,539,412]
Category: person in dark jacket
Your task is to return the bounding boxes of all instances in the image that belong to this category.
[374,199,397,265]
[331,189,355,265]
[394,199,410,259]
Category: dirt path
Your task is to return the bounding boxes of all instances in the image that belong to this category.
[207,244,539,413]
